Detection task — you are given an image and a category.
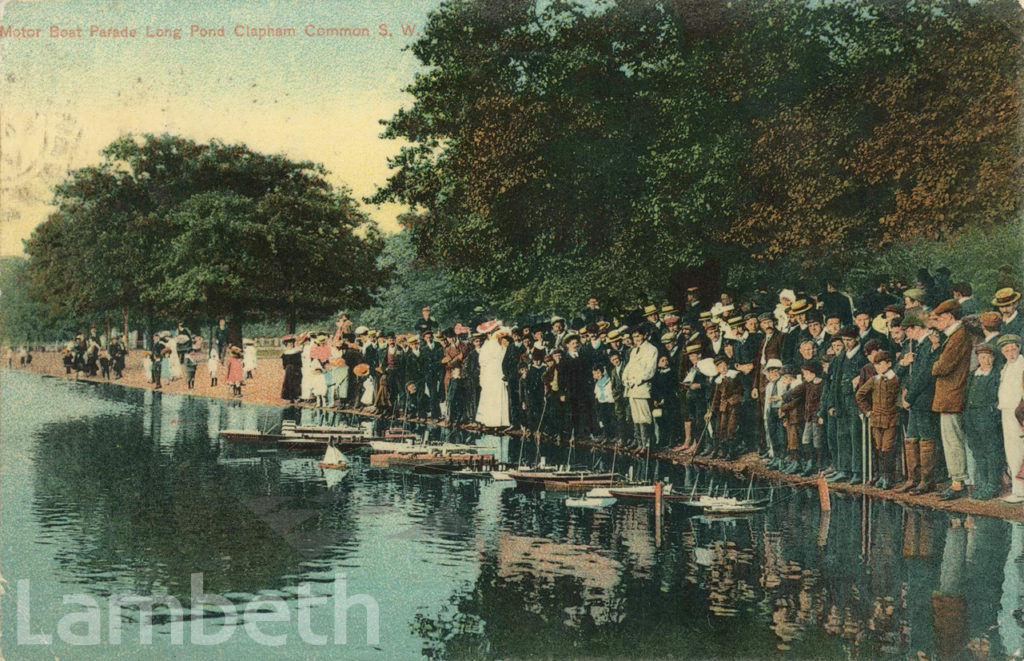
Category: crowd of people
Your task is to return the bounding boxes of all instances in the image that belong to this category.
[47,318,259,399]
[37,265,1024,503]
[57,328,128,379]
[143,320,259,397]
[277,269,1024,503]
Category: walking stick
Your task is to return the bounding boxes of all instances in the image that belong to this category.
[860,413,870,482]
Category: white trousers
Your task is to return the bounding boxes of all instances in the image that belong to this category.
[1002,410,1024,497]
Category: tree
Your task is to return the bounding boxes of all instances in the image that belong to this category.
[374,0,1022,311]
[25,134,384,341]
[0,256,75,344]
[356,229,474,333]
[373,0,658,314]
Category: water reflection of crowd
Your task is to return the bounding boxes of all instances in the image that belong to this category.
[454,481,1024,659]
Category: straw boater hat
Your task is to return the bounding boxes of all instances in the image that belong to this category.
[661,304,677,316]
[992,288,1021,307]
[790,299,813,315]
[607,329,621,342]
[684,343,702,355]
[353,363,370,377]
[230,346,242,356]
[643,304,659,316]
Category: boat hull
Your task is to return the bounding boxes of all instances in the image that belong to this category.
[508,471,621,491]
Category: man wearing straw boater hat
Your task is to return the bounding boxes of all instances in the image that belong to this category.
[993,287,1024,336]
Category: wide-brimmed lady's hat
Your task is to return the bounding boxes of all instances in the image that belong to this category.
[477,320,501,334]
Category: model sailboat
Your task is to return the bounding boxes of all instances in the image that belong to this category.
[317,443,348,470]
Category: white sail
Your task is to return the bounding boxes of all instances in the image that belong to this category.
[323,445,346,465]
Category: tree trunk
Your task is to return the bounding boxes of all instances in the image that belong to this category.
[228,307,244,348]
[287,306,297,334]
[122,307,129,346]
[104,313,111,347]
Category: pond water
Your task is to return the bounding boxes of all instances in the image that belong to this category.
[2,370,1023,659]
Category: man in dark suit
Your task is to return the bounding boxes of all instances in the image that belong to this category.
[215,318,229,361]
[683,286,704,327]
[403,337,425,417]
[827,326,868,484]
[420,329,445,420]
[994,288,1024,336]
[561,334,596,440]
[414,306,439,336]
[580,297,606,326]
[502,332,524,429]
[820,278,854,327]
[854,309,886,348]
[894,312,940,494]
[858,277,899,318]
[953,283,978,317]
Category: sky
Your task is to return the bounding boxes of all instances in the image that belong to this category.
[0,0,442,255]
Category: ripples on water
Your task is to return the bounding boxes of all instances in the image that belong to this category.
[2,370,1024,659]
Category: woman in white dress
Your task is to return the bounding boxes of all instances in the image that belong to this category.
[476,328,510,428]
[168,338,184,381]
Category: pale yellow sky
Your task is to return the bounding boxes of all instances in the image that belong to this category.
[1,0,436,255]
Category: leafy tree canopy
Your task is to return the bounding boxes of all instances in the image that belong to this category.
[25,134,384,337]
[373,0,1023,312]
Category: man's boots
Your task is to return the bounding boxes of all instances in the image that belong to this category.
[911,439,937,494]
[801,448,818,477]
[895,439,920,493]
[876,451,893,490]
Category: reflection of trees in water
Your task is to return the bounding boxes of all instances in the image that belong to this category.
[30,394,358,601]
